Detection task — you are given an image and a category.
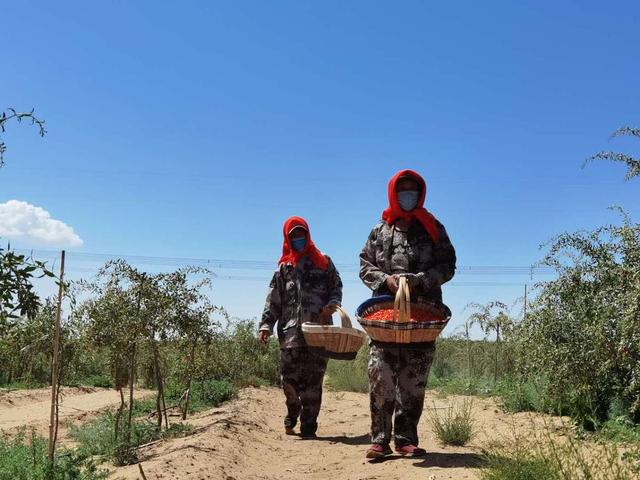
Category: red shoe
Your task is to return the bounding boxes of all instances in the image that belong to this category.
[366,443,392,459]
[395,444,427,457]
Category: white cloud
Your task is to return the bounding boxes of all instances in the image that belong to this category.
[0,200,83,247]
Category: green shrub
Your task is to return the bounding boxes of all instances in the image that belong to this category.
[599,417,640,443]
[515,215,640,429]
[429,372,493,397]
[65,374,113,389]
[0,429,108,480]
[325,344,369,393]
[497,378,545,413]
[190,379,236,407]
[71,408,192,465]
[165,378,237,413]
[482,453,559,480]
[429,398,476,446]
[169,320,281,389]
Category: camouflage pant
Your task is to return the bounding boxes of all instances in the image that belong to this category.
[280,347,328,435]
[368,344,435,447]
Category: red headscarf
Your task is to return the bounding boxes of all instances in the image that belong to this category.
[382,169,440,243]
[278,216,329,270]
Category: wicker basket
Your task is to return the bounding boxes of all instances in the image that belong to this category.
[302,306,366,360]
[357,277,451,344]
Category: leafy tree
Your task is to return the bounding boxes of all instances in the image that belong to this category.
[75,260,216,462]
[517,208,640,428]
[586,126,640,180]
[465,301,513,383]
[1,246,54,333]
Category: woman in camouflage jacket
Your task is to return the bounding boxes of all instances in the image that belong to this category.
[360,170,456,459]
[258,216,343,438]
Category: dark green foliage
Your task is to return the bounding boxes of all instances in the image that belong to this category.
[516,212,640,429]
[65,374,113,389]
[0,245,54,332]
[0,429,108,480]
[164,378,237,413]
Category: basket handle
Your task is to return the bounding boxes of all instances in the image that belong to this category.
[334,305,353,329]
[393,276,412,323]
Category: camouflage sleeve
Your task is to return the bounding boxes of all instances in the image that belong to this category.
[258,269,282,333]
[420,221,456,290]
[325,257,343,306]
[359,224,388,292]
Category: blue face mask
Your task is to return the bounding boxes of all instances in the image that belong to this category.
[291,237,307,252]
[398,190,420,211]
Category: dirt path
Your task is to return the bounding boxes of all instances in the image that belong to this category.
[113,387,564,480]
[0,386,154,437]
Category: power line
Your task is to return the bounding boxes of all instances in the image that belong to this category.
[18,249,555,277]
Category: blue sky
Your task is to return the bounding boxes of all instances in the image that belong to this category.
[2,1,639,334]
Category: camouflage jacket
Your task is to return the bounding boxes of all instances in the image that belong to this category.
[359,220,456,303]
[259,255,343,348]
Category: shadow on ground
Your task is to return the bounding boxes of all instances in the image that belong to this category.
[414,452,484,468]
[369,452,484,468]
[313,433,371,445]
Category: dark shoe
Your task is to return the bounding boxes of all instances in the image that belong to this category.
[284,415,297,429]
[300,422,317,438]
[366,443,392,459]
[395,444,426,457]
[285,426,296,435]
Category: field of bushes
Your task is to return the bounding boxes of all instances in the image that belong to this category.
[2,136,640,477]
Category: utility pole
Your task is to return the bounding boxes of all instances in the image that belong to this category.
[48,250,65,467]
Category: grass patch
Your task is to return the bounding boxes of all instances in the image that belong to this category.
[482,451,559,480]
[599,417,640,443]
[71,379,235,465]
[0,380,47,391]
[64,374,114,389]
[71,411,192,465]
[481,422,640,480]
[429,398,476,446]
[325,345,369,393]
[0,429,108,480]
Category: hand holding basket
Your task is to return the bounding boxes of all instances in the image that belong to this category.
[357,276,451,344]
[302,306,366,360]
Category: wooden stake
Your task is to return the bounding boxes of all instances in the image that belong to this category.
[48,250,65,463]
[137,463,149,480]
[126,274,144,446]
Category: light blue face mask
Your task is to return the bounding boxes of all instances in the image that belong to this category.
[291,237,307,252]
[398,190,420,211]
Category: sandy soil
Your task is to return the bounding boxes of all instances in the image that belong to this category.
[0,386,154,438]
[112,387,568,480]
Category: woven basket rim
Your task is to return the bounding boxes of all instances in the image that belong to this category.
[301,323,367,338]
[357,296,452,320]
[359,319,449,331]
